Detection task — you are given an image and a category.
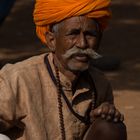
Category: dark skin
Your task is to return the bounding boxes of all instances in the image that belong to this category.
[46,16,99,82]
[84,118,127,140]
[46,16,125,139]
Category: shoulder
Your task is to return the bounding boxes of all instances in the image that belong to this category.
[88,65,108,83]
[0,53,47,82]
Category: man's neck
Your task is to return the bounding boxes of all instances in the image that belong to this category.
[53,54,80,84]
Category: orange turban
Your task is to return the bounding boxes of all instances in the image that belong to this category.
[33,0,111,45]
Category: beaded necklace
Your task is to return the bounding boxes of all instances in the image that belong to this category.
[45,55,97,140]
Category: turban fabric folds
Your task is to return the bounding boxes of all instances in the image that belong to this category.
[33,0,111,45]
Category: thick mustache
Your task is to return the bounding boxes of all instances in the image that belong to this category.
[62,47,102,59]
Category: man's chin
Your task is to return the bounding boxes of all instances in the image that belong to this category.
[67,63,89,72]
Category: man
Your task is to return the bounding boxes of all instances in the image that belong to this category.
[0,0,127,140]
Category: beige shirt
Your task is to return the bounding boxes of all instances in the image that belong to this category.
[0,53,113,140]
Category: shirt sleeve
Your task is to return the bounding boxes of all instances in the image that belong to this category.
[0,75,16,132]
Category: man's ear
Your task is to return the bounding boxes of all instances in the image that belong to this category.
[45,31,56,52]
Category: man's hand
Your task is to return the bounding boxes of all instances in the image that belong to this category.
[90,102,124,123]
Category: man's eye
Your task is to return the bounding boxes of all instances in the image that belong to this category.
[85,31,97,37]
[67,30,80,36]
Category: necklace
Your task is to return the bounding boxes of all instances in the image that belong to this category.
[54,65,66,140]
[54,65,97,140]
[44,55,97,140]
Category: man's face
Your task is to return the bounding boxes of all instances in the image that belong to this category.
[53,16,100,72]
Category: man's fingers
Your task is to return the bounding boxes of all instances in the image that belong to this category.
[92,103,115,118]
[108,106,115,116]
[90,108,102,122]
[106,106,116,120]
[100,103,115,120]
[120,114,124,122]
[90,102,124,123]
[92,108,102,117]
[113,109,121,122]
[101,103,110,115]
[93,103,112,116]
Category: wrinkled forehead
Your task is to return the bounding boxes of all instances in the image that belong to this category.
[50,16,99,32]
[62,16,99,31]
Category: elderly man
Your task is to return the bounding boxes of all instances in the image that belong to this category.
[0,0,127,140]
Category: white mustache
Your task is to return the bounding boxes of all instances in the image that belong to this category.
[62,46,102,59]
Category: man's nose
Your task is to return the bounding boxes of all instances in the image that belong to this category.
[77,33,88,49]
